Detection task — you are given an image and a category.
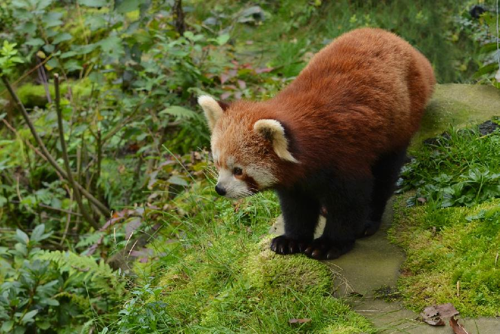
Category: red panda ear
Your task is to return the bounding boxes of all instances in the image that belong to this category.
[198,95,227,132]
[253,119,299,163]
[217,100,230,111]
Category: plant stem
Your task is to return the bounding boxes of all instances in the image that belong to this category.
[54,74,99,229]
[1,75,111,217]
[173,0,186,35]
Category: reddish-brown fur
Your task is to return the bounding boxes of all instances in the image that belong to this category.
[218,28,435,186]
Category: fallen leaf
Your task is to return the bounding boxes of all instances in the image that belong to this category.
[417,197,427,204]
[435,303,459,318]
[289,318,311,324]
[421,306,445,326]
[421,303,459,327]
[450,316,470,334]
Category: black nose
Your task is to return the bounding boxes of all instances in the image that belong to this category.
[215,185,226,196]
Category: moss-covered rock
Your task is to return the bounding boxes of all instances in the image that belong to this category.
[412,84,500,149]
[15,79,92,109]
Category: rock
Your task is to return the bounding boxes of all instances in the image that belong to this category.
[412,84,500,150]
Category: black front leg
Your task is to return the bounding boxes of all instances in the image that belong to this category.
[270,187,321,255]
[304,176,373,260]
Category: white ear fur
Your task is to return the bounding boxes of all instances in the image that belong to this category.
[253,119,298,163]
[198,95,224,131]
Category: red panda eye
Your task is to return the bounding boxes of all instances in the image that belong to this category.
[233,167,243,176]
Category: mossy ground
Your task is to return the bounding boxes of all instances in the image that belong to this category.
[116,184,375,333]
[391,196,500,317]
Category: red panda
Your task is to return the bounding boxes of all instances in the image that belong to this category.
[198,28,435,260]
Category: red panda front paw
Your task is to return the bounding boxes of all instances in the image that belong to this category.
[303,238,355,260]
[270,235,310,255]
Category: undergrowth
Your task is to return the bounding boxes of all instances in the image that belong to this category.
[400,121,500,208]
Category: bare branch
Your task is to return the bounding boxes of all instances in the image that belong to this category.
[54,74,99,229]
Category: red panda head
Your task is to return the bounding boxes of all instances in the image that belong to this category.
[198,95,298,199]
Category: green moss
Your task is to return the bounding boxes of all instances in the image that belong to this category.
[142,235,374,332]
[391,196,500,317]
[16,79,92,109]
[119,184,374,333]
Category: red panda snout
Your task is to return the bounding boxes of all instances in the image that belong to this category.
[215,167,256,199]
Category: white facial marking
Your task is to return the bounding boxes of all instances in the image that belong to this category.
[226,156,235,168]
[212,149,220,164]
[246,164,277,188]
[216,168,253,199]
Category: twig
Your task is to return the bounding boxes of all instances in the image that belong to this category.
[173,0,186,35]
[54,74,99,229]
[60,185,73,246]
[36,55,51,103]
[37,203,82,217]
[0,54,53,98]
[1,75,110,217]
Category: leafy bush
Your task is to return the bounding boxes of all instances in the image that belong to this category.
[400,122,500,208]
[0,224,125,333]
[473,4,500,88]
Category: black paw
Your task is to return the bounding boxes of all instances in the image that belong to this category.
[303,238,354,260]
[356,220,381,238]
[270,235,310,255]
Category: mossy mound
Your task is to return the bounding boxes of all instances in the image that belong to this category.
[117,187,374,333]
[391,196,500,317]
[412,83,500,149]
[126,237,373,333]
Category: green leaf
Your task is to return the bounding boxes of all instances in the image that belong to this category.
[78,0,108,7]
[53,33,73,45]
[479,42,498,54]
[20,309,38,324]
[64,60,83,72]
[42,298,59,306]
[31,224,45,242]
[167,175,188,186]
[1,321,13,332]
[98,36,124,57]
[42,12,63,28]
[116,0,140,13]
[474,63,499,78]
[26,38,45,47]
[36,321,51,330]
[36,0,52,11]
[60,51,78,59]
[43,44,55,53]
[159,106,197,119]
[16,229,29,245]
[216,33,230,46]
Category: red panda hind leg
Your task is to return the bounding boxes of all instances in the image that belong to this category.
[361,148,409,238]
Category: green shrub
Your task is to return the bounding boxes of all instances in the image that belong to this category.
[0,225,125,333]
